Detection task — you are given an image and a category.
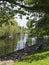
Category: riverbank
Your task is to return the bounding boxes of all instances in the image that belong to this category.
[13,43,49,65]
[0,60,14,65]
[0,43,49,65]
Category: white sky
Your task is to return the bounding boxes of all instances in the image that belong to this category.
[13,6,33,28]
[15,14,28,28]
[14,6,40,28]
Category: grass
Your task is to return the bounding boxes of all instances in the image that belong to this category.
[13,44,49,65]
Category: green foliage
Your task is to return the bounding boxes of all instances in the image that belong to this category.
[0,18,20,37]
[27,19,35,28]
[27,19,36,36]
[26,0,49,37]
[27,14,49,37]
[26,0,49,13]
[0,0,49,37]
[35,14,49,37]
[0,1,22,37]
[25,0,35,4]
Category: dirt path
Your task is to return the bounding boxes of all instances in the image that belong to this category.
[0,60,14,65]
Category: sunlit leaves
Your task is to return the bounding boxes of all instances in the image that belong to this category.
[25,0,35,4]
[0,18,20,37]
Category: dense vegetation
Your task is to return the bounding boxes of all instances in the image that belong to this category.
[0,0,49,65]
[0,18,21,37]
[0,0,49,37]
[0,1,27,38]
[25,0,49,39]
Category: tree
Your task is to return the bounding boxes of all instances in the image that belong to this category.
[26,0,49,37]
[0,18,20,37]
[27,19,36,36]
[0,0,49,37]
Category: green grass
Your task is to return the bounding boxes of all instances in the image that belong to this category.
[13,44,49,65]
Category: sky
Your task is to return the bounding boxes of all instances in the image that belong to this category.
[13,5,34,28]
[15,14,28,28]
[14,13,39,28]
[14,6,40,28]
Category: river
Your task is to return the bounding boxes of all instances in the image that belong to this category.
[0,34,36,57]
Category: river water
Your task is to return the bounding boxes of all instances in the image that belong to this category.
[0,34,36,56]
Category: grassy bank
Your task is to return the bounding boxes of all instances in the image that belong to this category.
[13,44,49,65]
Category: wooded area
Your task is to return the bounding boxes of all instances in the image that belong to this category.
[0,0,49,37]
[0,0,49,65]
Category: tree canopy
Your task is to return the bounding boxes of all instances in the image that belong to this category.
[0,0,49,37]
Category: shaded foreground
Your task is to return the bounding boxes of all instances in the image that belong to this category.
[13,43,49,65]
[0,42,49,65]
[0,43,45,61]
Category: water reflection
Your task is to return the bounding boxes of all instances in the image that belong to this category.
[32,37,37,45]
[0,34,19,57]
[16,34,28,50]
[16,34,37,50]
[0,34,36,57]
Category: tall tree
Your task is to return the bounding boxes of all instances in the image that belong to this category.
[0,0,49,37]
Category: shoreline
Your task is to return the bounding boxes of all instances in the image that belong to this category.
[0,60,14,65]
